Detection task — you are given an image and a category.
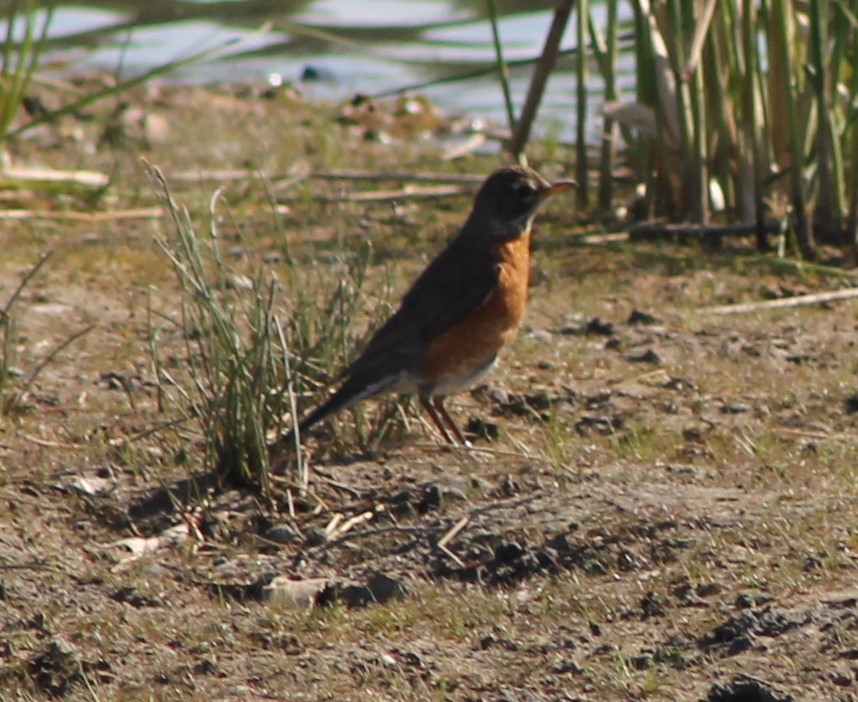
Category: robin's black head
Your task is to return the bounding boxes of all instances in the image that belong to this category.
[468,165,575,241]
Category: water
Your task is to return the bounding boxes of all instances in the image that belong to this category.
[34,0,633,140]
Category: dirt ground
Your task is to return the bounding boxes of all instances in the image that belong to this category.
[1,78,858,701]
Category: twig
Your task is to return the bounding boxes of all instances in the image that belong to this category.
[0,208,161,222]
[279,184,475,204]
[746,255,858,280]
[441,134,487,161]
[582,232,629,244]
[286,488,295,519]
[629,219,782,241]
[1,252,52,319]
[0,166,108,189]
[309,467,364,499]
[509,0,575,158]
[435,495,541,565]
[165,168,265,182]
[437,543,466,568]
[705,287,858,315]
[313,170,485,184]
[268,474,332,511]
[440,495,542,542]
[438,515,470,549]
[316,523,439,553]
[18,433,79,449]
[107,417,189,448]
[323,513,343,539]
[326,510,375,541]
[5,324,97,413]
[166,168,487,185]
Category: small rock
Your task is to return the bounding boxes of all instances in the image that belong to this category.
[301,64,339,83]
[319,572,407,609]
[666,464,697,475]
[721,402,751,414]
[824,594,858,609]
[586,317,615,336]
[802,554,824,571]
[617,548,641,572]
[630,654,651,670]
[500,474,520,496]
[30,638,81,696]
[696,582,721,597]
[110,586,163,608]
[366,571,408,603]
[735,592,773,609]
[625,348,662,365]
[66,475,113,496]
[575,415,618,436]
[553,659,583,674]
[193,657,217,675]
[265,524,298,544]
[418,484,443,513]
[480,634,498,650]
[260,576,329,609]
[628,309,658,325]
[844,393,858,414]
[466,416,498,441]
[304,528,326,547]
[640,591,665,618]
[500,390,556,419]
[703,675,794,702]
[469,475,492,494]
[832,670,853,686]
[664,376,698,392]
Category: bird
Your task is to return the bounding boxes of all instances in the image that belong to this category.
[299,165,576,445]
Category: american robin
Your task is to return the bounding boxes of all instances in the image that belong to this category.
[299,165,575,444]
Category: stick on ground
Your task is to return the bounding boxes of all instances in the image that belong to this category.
[705,287,858,314]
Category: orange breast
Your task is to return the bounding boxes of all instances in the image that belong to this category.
[421,231,531,393]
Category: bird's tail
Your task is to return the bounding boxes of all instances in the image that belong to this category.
[298,373,399,434]
[298,386,355,433]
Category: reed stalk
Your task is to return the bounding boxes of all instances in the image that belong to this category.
[508,0,575,160]
[575,0,589,205]
[768,0,814,257]
[588,0,618,212]
[487,0,517,138]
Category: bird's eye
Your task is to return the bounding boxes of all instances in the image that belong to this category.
[513,180,537,198]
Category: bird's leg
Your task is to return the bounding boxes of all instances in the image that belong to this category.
[433,397,471,447]
[419,395,456,444]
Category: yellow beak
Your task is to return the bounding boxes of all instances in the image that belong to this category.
[546,180,577,197]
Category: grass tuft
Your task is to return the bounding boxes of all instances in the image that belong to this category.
[147,163,295,493]
[145,162,385,494]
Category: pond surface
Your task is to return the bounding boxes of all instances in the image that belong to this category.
[38,0,634,139]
